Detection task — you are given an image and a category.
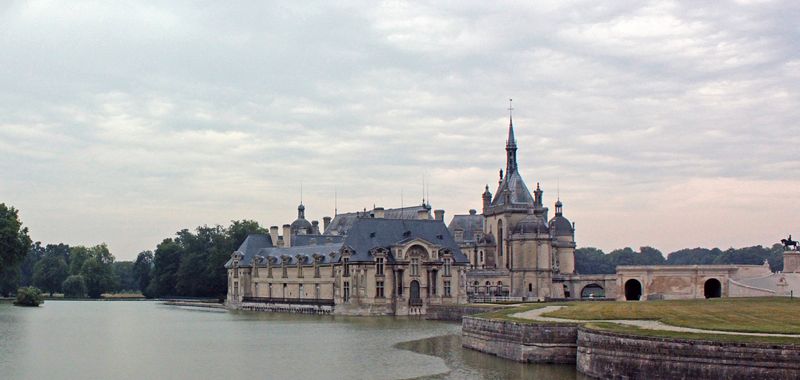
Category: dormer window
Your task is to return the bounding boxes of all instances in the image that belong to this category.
[444,258,452,277]
[376,257,384,276]
[343,257,350,277]
[411,258,420,276]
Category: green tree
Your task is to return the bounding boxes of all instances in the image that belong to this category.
[151,239,182,297]
[62,275,87,298]
[68,246,91,276]
[0,204,32,295]
[112,261,137,292]
[133,251,153,296]
[33,254,69,296]
[19,242,45,287]
[14,286,43,306]
[77,244,116,298]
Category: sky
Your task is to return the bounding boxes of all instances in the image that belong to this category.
[1,0,798,261]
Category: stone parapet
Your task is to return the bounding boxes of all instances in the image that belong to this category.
[461,316,578,363]
[576,327,800,380]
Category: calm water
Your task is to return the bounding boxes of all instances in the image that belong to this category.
[0,301,580,380]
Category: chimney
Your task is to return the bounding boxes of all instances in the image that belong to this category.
[269,226,279,245]
[312,220,320,234]
[282,224,292,247]
[417,209,430,220]
[434,209,444,221]
[323,216,331,232]
[373,207,385,218]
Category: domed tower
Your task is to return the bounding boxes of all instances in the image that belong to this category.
[549,199,576,274]
[291,203,313,236]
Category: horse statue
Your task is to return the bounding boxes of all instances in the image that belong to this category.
[782,235,799,251]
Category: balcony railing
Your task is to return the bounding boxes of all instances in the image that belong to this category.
[242,296,335,307]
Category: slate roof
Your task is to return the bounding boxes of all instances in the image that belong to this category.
[342,218,468,264]
[491,170,535,208]
[323,205,430,235]
[448,212,484,243]
[225,217,467,268]
[549,215,574,237]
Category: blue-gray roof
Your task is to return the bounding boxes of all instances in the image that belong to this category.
[225,217,467,268]
[448,212,484,243]
[323,205,430,235]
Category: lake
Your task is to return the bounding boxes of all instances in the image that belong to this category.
[0,301,580,379]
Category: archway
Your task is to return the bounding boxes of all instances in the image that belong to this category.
[624,279,642,301]
[704,278,722,299]
[581,284,605,299]
[409,280,421,305]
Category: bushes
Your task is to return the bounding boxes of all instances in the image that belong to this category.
[14,286,43,307]
[62,275,87,298]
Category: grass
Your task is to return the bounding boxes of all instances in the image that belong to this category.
[543,297,800,334]
[585,322,800,345]
[474,302,576,325]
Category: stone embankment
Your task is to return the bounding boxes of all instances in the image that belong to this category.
[577,327,800,380]
[424,305,502,321]
[461,316,578,363]
[462,305,800,379]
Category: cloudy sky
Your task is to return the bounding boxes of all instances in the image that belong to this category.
[1,1,798,260]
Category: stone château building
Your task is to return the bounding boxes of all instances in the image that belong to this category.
[225,204,469,315]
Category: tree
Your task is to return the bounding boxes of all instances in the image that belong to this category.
[33,254,68,296]
[133,251,153,295]
[62,275,87,298]
[14,286,43,307]
[68,246,91,276]
[0,204,32,295]
[150,238,182,297]
[112,261,137,292]
[19,242,45,287]
[77,244,116,298]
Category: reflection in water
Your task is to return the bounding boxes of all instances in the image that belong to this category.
[0,301,580,380]
[397,335,584,380]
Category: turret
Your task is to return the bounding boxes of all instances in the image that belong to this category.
[482,185,492,214]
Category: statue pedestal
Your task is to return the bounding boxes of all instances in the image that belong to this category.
[784,250,800,273]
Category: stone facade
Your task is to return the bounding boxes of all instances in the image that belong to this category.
[226,207,469,316]
[616,264,773,301]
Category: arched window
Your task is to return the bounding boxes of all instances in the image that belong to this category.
[581,284,605,299]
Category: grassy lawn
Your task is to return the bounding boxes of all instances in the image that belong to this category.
[585,322,800,345]
[474,302,576,325]
[543,297,800,334]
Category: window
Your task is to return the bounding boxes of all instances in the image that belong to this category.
[299,284,304,299]
[443,258,452,276]
[233,282,238,297]
[376,280,384,298]
[411,258,419,276]
[282,283,287,297]
[397,270,404,296]
[444,280,451,297]
[314,263,320,278]
[343,257,350,277]
[315,284,320,299]
[430,271,437,295]
[497,220,503,257]
[343,281,350,302]
[268,283,273,297]
[376,257,384,276]
[479,251,483,263]
[254,283,259,295]
[234,269,239,279]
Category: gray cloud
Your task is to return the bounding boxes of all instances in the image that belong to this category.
[1,0,798,259]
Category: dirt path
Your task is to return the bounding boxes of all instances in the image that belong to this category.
[511,306,800,338]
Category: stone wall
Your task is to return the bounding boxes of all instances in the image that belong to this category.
[461,316,578,364]
[576,328,800,380]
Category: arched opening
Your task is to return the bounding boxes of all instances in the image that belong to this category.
[704,278,722,299]
[581,284,605,299]
[409,280,421,306]
[624,279,642,301]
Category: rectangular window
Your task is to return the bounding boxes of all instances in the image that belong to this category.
[343,257,350,277]
[299,284,304,299]
[268,283,273,297]
[298,263,303,278]
[314,264,320,278]
[411,258,419,276]
[376,280,384,298]
[282,265,287,278]
[397,270,404,296]
[315,284,320,299]
[343,281,350,302]
[376,257,384,276]
[234,270,239,279]
[444,258,452,277]
[444,280,451,297]
[430,271,437,295]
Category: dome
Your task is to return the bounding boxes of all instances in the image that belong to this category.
[515,214,548,234]
[291,218,313,233]
[549,215,573,237]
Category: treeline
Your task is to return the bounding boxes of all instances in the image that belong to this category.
[136,220,265,299]
[575,245,786,274]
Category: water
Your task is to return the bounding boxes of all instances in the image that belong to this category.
[0,301,579,380]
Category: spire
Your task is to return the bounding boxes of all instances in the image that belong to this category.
[505,98,518,174]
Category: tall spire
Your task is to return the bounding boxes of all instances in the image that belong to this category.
[506,98,518,174]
